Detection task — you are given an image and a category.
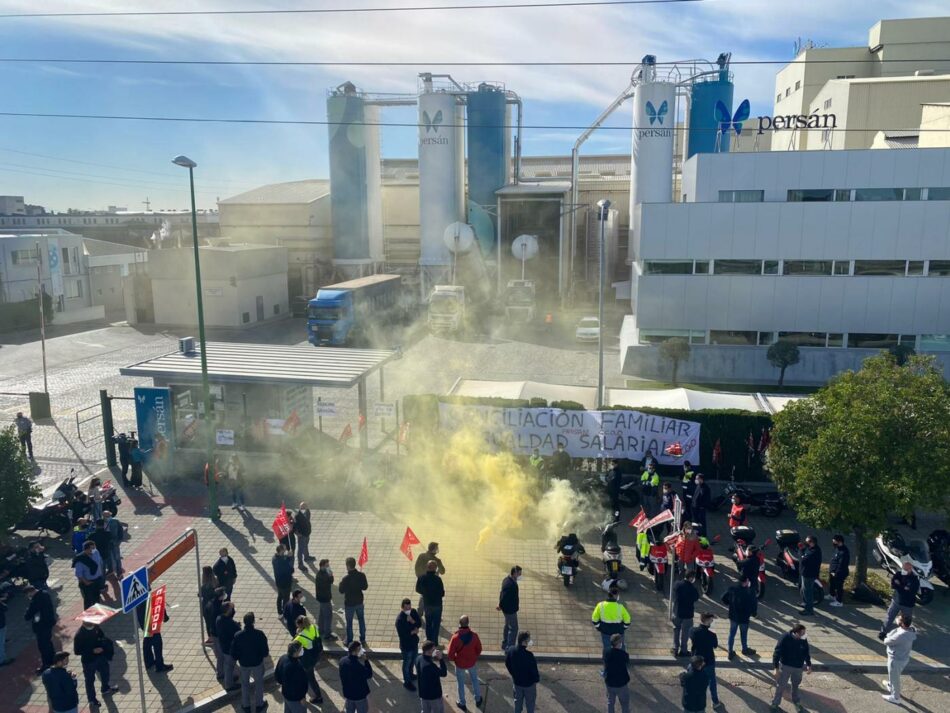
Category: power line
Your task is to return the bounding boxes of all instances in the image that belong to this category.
[1,109,948,132]
[0,160,245,192]
[0,166,225,194]
[0,0,700,20]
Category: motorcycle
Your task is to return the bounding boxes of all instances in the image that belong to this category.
[874,529,935,605]
[0,545,28,599]
[711,478,785,517]
[68,478,121,524]
[927,529,950,586]
[774,529,825,605]
[601,520,627,590]
[583,470,641,510]
[639,526,669,592]
[556,534,585,587]
[730,526,770,600]
[11,476,75,536]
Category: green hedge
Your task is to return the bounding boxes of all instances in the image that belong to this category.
[0,293,54,333]
[402,394,775,481]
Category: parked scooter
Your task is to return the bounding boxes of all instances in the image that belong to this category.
[695,535,721,596]
[601,519,627,590]
[927,529,950,586]
[730,526,771,600]
[556,533,585,587]
[874,529,935,605]
[11,476,75,536]
[712,477,785,517]
[643,527,669,592]
[774,529,825,605]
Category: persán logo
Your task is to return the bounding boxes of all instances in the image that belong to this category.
[422,109,443,134]
[645,100,668,126]
[715,99,751,135]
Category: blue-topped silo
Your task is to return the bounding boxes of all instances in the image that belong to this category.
[466,83,508,257]
[688,72,735,157]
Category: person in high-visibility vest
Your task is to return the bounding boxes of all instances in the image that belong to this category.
[591,587,631,656]
[728,495,748,530]
[529,449,543,472]
[293,616,325,705]
[681,461,696,520]
[640,462,660,515]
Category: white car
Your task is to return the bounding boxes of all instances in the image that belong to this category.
[575,317,601,342]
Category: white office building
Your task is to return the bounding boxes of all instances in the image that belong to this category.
[622,147,950,384]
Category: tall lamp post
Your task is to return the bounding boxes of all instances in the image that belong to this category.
[596,199,610,410]
[173,155,218,521]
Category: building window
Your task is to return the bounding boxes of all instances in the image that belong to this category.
[763,260,779,275]
[713,260,762,275]
[639,329,704,345]
[904,188,921,201]
[776,93,782,103]
[848,333,898,349]
[795,80,801,91]
[757,332,776,346]
[920,334,950,351]
[242,312,250,324]
[65,280,81,299]
[11,249,37,264]
[778,331,827,347]
[853,260,906,276]
[855,188,903,202]
[693,260,710,275]
[643,260,693,275]
[823,98,832,110]
[783,260,832,276]
[273,304,280,315]
[785,88,790,97]
[718,190,764,203]
[927,187,950,200]
[928,260,950,276]
[835,189,851,201]
[787,189,835,202]
[827,333,844,347]
[833,260,850,275]
[710,330,757,346]
[907,260,925,276]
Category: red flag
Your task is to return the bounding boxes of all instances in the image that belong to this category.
[398,421,411,445]
[339,423,353,442]
[358,413,366,431]
[272,503,292,540]
[664,442,684,458]
[628,508,647,530]
[282,410,301,434]
[145,584,167,637]
[399,527,421,561]
[358,537,369,568]
[758,426,771,453]
[638,508,674,534]
[711,438,722,465]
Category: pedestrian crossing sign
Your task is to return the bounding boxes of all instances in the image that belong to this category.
[121,565,150,613]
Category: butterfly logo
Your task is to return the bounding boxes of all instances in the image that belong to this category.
[422,109,443,134]
[645,100,668,126]
[715,99,751,136]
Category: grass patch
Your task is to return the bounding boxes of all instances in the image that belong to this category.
[818,564,891,604]
[624,379,819,395]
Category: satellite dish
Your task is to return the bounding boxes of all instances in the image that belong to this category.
[511,234,539,260]
[443,222,476,254]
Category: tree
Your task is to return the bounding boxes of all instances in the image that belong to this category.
[767,340,800,387]
[658,338,691,386]
[888,343,915,366]
[0,426,41,536]
[769,354,950,590]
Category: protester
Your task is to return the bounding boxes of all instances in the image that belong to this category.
[689,613,723,710]
[293,615,324,705]
[272,544,295,617]
[15,411,34,460]
[24,584,56,674]
[505,632,540,713]
[882,612,917,705]
[640,461,660,515]
[24,540,50,590]
[604,633,631,713]
[414,542,445,621]
[213,548,238,600]
[339,556,368,646]
[231,612,270,713]
[497,566,522,651]
[71,518,91,556]
[550,442,572,478]
[72,541,104,609]
[87,479,104,523]
[828,535,850,608]
[675,526,701,577]
[681,461,696,521]
[447,615,483,711]
[314,560,337,641]
[293,504,313,571]
[721,577,758,659]
[417,640,448,712]
[0,592,10,667]
[691,475,711,536]
[113,433,131,486]
[672,571,700,657]
[339,640,373,713]
[88,520,113,577]
[102,511,124,577]
[591,586,631,656]
[879,558,920,640]
[274,641,308,713]
[660,483,676,532]
[396,598,422,691]
[42,652,79,713]
[416,560,446,644]
[681,656,709,713]
[206,587,228,654]
[201,567,220,643]
[769,623,811,713]
[607,461,624,514]
[226,455,246,509]
[799,535,822,616]
[282,590,307,637]
[135,600,173,672]
[73,620,118,708]
[214,601,240,690]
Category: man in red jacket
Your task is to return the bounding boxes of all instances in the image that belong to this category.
[447,615,483,711]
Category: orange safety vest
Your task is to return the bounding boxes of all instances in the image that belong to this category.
[728,503,747,529]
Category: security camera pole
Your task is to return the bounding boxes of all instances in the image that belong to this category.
[596,199,611,409]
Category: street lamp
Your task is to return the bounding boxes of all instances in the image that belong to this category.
[596,199,611,409]
[173,154,218,521]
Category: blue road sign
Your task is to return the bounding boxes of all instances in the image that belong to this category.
[121,566,150,613]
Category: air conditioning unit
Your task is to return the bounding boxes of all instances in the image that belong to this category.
[179,336,196,354]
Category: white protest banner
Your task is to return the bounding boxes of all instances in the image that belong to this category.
[315,401,337,418]
[637,508,674,534]
[438,404,700,465]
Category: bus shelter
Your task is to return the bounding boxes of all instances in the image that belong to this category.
[120,341,397,466]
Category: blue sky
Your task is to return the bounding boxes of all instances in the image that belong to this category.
[0,0,945,211]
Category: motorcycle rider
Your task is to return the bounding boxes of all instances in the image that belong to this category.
[556,534,586,563]
[691,474,711,537]
[681,461,696,521]
[727,495,748,530]
[879,557,919,640]
[828,535,850,608]
[799,535,822,616]
[640,462,660,516]
[675,526,701,577]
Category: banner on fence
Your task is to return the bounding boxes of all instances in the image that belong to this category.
[438,404,700,465]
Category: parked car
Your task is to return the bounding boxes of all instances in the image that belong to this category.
[575,316,600,342]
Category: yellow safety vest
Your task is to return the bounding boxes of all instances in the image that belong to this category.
[641,472,659,487]
[294,624,320,652]
[683,470,695,484]
[591,600,631,626]
[529,455,543,469]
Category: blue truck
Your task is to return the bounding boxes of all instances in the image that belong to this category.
[307,274,404,346]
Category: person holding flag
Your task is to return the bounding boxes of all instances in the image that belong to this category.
[135,588,173,673]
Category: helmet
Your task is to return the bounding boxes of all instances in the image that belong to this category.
[615,578,629,591]
[699,537,710,548]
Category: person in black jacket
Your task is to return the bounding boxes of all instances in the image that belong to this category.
[721,577,757,659]
[689,613,722,710]
[416,560,446,644]
[339,557,368,646]
[215,602,240,689]
[604,633,630,713]
[769,624,811,712]
[497,566,522,651]
[272,544,295,617]
[395,598,422,690]
[293,504,313,571]
[828,535,850,608]
[230,612,269,712]
[282,590,307,637]
[213,549,238,599]
[274,641,308,713]
[505,631,539,713]
[691,474,711,536]
[135,601,173,672]
[416,640,448,711]
[206,587,228,663]
[339,640,373,712]
[680,656,709,713]
[314,560,337,642]
[879,559,920,639]
[799,536,822,615]
[73,621,118,707]
[24,585,57,674]
[42,651,79,713]
[201,566,220,642]
[672,572,700,657]
[0,593,9,667]
[24,541,50,590]
[607,461,624,514]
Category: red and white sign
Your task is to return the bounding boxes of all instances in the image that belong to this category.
[637,508,674,534]
[628,508,647,530]
[146,585,167,637]
[75,604,120,626]
[272,503,293,540]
